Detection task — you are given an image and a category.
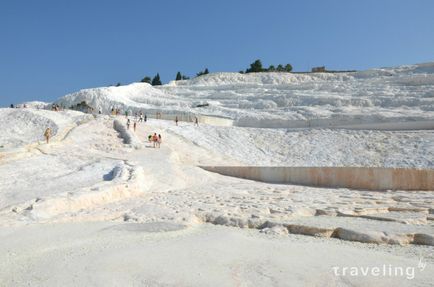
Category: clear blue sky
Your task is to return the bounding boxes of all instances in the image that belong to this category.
[1,0,433,106]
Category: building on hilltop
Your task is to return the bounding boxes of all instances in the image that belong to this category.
[311,66,326,73]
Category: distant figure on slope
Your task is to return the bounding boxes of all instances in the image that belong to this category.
[144,114,147,122]
[139,112,144,122]
[44,128,52,144]
[126,118,131,130]
[152,133,158,148]
[133,121,137,132]
[157,134,162,148]
[51,104,59,111]
[194,116,199,126]
[175,116,178,126]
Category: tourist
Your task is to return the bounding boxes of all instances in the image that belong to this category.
[133,121,137,132]
[175,116,178,126]
[44,128,52,144]
[126,118,131,130]
[157,134,162,148]
[152,133,158,148]
[194,116,199,126]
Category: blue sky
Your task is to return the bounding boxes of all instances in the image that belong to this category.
[1,0,433,106]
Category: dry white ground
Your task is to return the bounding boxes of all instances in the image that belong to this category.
[0,109,433,286]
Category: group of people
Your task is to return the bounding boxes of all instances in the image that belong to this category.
[136,112,147,122]
[126,118,138,131]
[51,104,62,111]
[128,111,199,127]
[111,108,122,115]
[126,118,162,148]
[148,133,162,148]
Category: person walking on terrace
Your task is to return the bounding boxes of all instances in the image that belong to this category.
[152,133,158,148]
[44,128,52,144]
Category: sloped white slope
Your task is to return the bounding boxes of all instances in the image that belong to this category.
[56,83,193,115]
[162,122,434,168]
[160,63,434,127]
[18,101,50,109]
[55,62,434,128]
[0,108,91,149]
[0,114,433,285]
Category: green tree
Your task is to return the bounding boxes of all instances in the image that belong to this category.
[176,72,182,81]
[196,68,210,77]
[115,82,121,87]
[276,64,284,72]
[268,65,276,72]
[151,73,162,86]
[141,76,151,84]
[176,72,190,80]
[246,59,264,73]
[285,64,293,72]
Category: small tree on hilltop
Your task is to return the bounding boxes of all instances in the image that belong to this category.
[176,72,190,80]
[276,64,284,72]
[141,76,152,84]
[116,82,122,87]
[285,64,293,72]
[196,68,210,77]
[268,65,276,72]
[151,73,162,86]
[246,59,264,73]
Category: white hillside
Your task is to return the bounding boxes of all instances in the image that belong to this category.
[1,103,433,286]
[17,101,50,109]
[56,83,193,115]
[0,108,91,149]
[55,62,434,128]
